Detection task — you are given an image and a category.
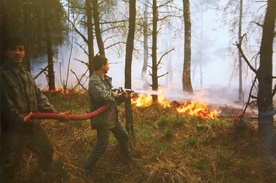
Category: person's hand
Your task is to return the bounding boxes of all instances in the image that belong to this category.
[23,112,32,123]
[117,92,129,103]
[114,91,120,98]
[123,92,129,98]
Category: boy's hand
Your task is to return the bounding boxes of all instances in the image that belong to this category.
[23,112,32,123]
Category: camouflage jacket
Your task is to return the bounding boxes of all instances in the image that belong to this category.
[0,63,57,129]
[88,72,119,130]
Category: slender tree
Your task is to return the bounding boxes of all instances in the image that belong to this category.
[238,0,243,102]
[141,0,149,89]
[182,0,193,93]
[236,0,275,155]
[124,0,136,138]
[256,0,276,154]
[44,0,55,91]
[86,0,95,76]
[151,0,158,102]
[145,0,175,101]
[92,0,105,56]
[22,2,32,71]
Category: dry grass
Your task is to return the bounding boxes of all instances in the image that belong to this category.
[12,92,276,183]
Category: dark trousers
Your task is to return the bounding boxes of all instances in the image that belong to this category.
[0,123,53,183]
[84,122,131,173]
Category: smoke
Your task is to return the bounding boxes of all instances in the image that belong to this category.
[31,0,275,111]
[31,38,89,90]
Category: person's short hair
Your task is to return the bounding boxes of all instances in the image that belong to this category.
[3,34,26,50]
[93,54,107,71]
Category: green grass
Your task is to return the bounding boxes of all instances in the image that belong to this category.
[14,92,276,183]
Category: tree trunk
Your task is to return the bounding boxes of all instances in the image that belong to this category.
[182,0,193,93]
[0,0,6,65]
[86,0,94,76]
[125,0,136,139]
[238,0,243,102]
[257,0,276,154]
[44,0,55,91]
[92,0,105,56]
[23,3,31,72]
[152,0,158,102]
[141,0,149,89]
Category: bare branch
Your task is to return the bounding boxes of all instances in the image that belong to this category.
[159,14,182,21]
[239,75,258,122]
[105,42,126,50]
[75,42,89,56]
[253,21,263,27]
[234,35,258,74]
[64,14,88,43]
[157,47,175,66]
[157,72,169,78]
[34,62,53,80]
[74,58,89,66]
[70,69,88,91]
[158,0,174,8]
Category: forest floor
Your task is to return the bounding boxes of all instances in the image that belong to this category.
[14,92,276,183]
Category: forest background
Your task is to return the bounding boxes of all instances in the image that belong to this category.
[0,0,276,182]
[1,0,274,103]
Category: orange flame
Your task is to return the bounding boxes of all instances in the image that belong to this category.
[131,94,152,107]
[131,93,220,119]
[175,101,220,119]
[42,86,84,94]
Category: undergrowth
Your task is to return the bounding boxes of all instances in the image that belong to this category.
[13,92,276,183]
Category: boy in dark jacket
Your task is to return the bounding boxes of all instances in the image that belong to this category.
[0,35,62,182]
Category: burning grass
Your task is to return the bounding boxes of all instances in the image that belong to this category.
[131,93,221,119]
[13,92,276,183]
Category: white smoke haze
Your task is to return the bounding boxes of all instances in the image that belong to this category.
[31,0,275,110]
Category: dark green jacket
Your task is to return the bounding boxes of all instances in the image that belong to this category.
[0,63,57,129]
[89,72,118,130]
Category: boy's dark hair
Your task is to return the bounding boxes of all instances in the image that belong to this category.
[93,54,107,71]
[3,35,26,50]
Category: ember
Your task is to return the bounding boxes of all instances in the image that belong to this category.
[131,93,221,119]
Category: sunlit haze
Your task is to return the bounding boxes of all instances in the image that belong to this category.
[33,0,275,106]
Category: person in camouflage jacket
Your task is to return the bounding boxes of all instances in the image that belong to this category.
[0,35,59,182]
[83,54,136,182]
